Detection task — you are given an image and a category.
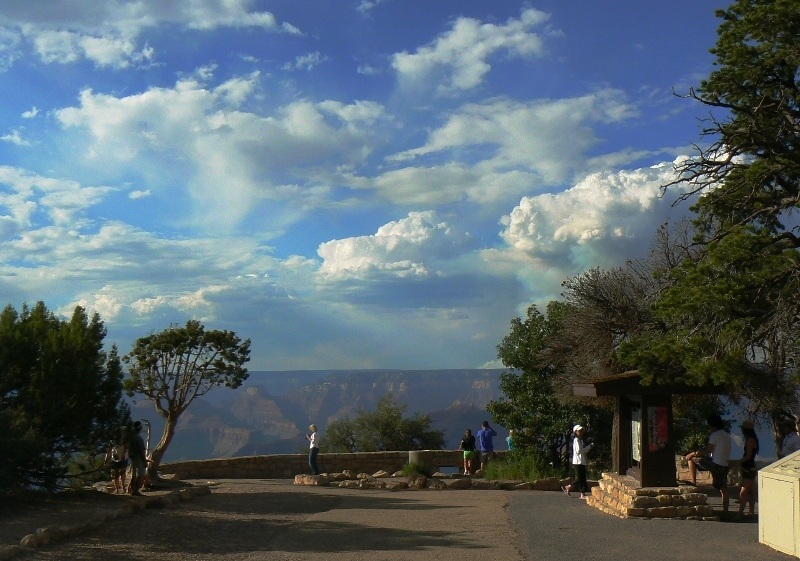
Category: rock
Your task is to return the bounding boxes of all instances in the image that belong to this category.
[391,470,404,477]
[532,477,561,492]
[294,474,331,486]
[429,480,448,490]
[372,470,390,478]
[339,480,360,488]
[359,479,387,489]
[386,481,409,491]
[447,478,472,490]
[356,473,371,480]
[470,479,499,490]
[342,470,356,479]
[408,474,427,489]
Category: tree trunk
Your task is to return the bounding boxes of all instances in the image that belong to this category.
[146,415,177,482]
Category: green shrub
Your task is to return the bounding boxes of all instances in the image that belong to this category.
[402,461,432,477]
[483,452,562,482]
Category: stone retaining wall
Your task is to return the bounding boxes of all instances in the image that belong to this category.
[161,450,506,480]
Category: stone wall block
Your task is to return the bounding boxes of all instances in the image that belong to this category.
[648,506,677,518]
[632,496,659,508]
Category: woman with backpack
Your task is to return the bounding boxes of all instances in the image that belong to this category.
[104,436,129,494]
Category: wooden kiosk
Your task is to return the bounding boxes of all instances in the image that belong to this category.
[573,371,722,488]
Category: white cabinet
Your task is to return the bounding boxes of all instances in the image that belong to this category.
[759,450,800,557]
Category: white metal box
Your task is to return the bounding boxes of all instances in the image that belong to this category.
[759,450,800,557]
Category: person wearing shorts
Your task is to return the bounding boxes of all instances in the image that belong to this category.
[459,429,477,474]
[685,414,732,514]
[476,421,497,470]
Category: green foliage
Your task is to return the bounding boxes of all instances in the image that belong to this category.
[402,462,432,477]
[487,303,612,469]
[323,394,445,452]
[0,302,130,492]
[482,452,561,482]
[672,396,729,455]
[623,0,800,441]
[123,320,251,469]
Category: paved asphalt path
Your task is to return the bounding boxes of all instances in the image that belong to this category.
[15,479,796,561]
[508,492,794,561]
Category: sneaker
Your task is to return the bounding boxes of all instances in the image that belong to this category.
[561,485,571,497]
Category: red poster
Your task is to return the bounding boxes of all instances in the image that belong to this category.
[647,406,669,451]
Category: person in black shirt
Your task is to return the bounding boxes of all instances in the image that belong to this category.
[459,428,477,475]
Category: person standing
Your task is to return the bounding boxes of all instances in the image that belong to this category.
[127,421,148,496]
[778,418,800,458]
[104,437,128,494]
[737,419,759,520]
[306,424,320,475]
[506,429,516,451]
[562,424,593,500]
[685,414,732,514]
[459,428,478,475]
[476,421,496,471]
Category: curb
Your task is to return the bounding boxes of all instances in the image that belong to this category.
[0,485,211,560]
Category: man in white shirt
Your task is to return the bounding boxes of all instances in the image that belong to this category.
[685,414,732,514]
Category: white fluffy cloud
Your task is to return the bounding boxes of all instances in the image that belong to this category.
[392,8,551,96]
[55,76,390,229]
[375,92,637,206]
[500,159,694,267]
[0,0,295,68]
[318,211,471,280]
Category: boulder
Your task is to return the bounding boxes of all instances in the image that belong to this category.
[408,474,427,489]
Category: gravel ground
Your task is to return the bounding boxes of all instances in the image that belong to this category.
[7,479,526,561]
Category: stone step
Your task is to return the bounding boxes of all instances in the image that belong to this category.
[587,473,718,521]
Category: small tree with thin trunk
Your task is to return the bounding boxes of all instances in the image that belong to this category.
[123,320,250,480]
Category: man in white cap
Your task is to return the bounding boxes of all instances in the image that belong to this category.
[561,424,594,500]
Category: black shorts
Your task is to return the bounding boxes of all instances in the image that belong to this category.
[697,457,729,489]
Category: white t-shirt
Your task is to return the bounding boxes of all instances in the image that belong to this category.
[309,431,319,449]
[708,429,731,466]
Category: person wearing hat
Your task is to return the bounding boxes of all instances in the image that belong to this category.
[685,414,732,514]
[561,424,593,500]
[737,419,759,520]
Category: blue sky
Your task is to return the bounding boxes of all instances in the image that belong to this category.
[0,1,724,370]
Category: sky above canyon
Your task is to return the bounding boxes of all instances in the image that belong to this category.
[0,1,724,369]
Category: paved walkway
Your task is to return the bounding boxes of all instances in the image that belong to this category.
[509,491,793,561]
[8,479,796,561]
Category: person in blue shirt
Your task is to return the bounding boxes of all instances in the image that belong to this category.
[476,420,497,470]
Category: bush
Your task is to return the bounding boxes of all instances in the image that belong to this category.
[402,461,432,477]
[483,452,562,482]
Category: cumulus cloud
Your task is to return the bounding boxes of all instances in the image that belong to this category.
[54,76,390,229]
[500,159,694,268]
[1,128,30,146]
[0,166,112,233]
[392,8,551,96]
[318,211,471,281]
[372,92,637,207]
[0,0,296,68]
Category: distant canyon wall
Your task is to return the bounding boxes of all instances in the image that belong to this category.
[129,369,508,462]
